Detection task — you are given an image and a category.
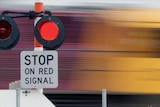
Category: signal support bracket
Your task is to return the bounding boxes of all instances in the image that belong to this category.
[1,10,52,19]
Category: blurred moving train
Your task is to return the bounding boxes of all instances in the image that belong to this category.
[72,8,160,93]
[1,0,160,94]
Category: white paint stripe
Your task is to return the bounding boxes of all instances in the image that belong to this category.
[34,47,43,51]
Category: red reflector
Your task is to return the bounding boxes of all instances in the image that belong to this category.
[38,21,59,41]
[0,20,12,39]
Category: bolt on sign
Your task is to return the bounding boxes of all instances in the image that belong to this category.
[20,51,58,88]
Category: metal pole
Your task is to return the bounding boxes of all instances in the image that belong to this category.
[34,0,44,51]
[34,0,44,93]
[16,89,20,107]
[102,89,107,107]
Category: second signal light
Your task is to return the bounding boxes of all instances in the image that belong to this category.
[34,15,65,50]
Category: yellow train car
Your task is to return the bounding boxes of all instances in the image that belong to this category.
[69,8,160,93]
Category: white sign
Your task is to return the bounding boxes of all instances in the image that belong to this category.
[20,51,58,88]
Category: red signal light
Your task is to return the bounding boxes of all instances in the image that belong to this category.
[38,21,59,41]
[0,20,12,39]
[0,16,20,50]
[34,16,65,50]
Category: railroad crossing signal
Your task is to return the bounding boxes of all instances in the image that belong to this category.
[0,10,65,50]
